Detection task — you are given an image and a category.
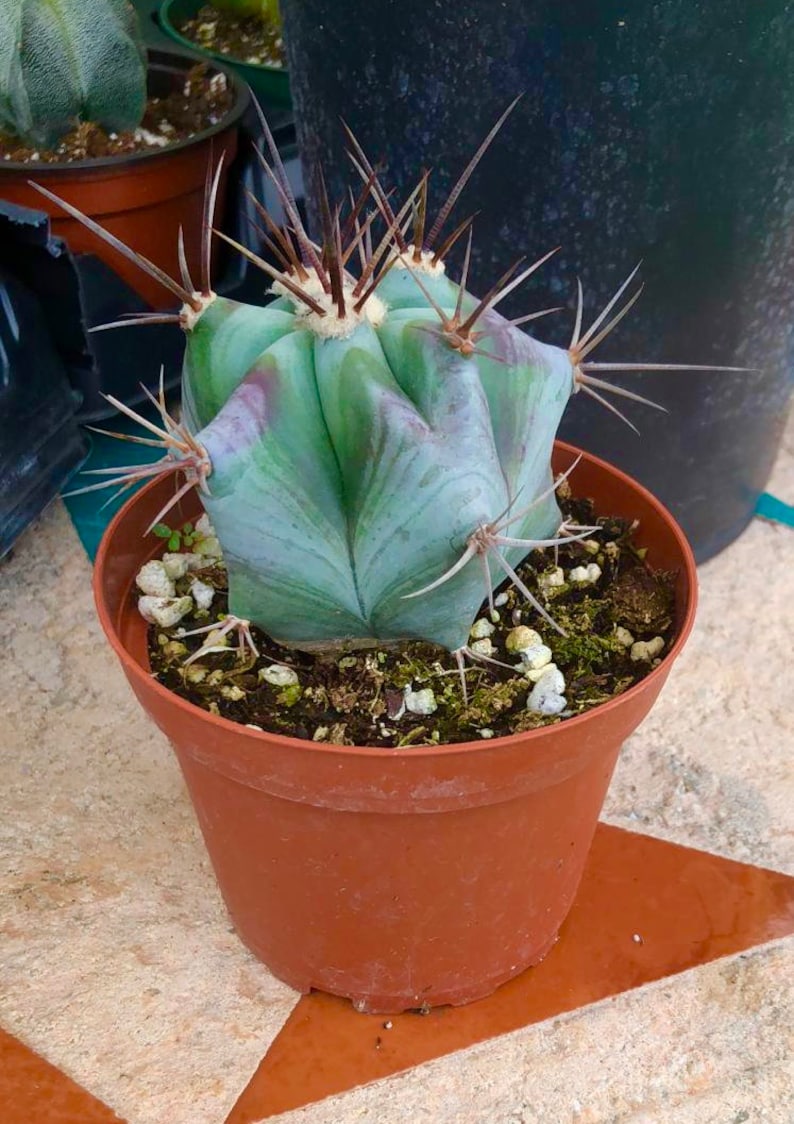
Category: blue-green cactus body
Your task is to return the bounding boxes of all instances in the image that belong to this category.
[181,296,297,428]
[182,266,575,652]
[0,0,146,147]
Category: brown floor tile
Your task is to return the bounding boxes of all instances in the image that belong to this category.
[0,1029,125,1123]
[227,823,794,1122]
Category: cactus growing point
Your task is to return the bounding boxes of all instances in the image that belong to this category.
[40,108,740,662]
[0,0,146,147]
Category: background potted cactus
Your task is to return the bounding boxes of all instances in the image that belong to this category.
[0,0,248,310]
[61,113,708,1013]
[159,0,289,110]
[0,0,251,426]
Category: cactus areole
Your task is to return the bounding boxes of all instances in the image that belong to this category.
[0,0,147,147]
[50,105,735,661]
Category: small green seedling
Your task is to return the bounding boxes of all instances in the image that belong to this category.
[152,522,199,552]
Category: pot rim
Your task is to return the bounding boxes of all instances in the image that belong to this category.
[0,51,249,176]
[159,0,289,78]
[93,439,698,760]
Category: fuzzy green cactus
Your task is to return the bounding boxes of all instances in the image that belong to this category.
[0,0,146,147]
[44,111,730,660]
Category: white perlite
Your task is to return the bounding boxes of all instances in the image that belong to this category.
[135,561,175,599]
[469,617,495,640]
[519,644,553,672]
[192,516,222,561]
[469,638,496,658]
[614,625,635,647]
[527,665,567,715]
[133,127,169,148]
[137,596,193,628]
[569,563,602,585]
[505,626,544,654]
[164,551,206,572]
[630,636,665,662]
[524,660,563,683]
[538,567,565,593]
[259,665,299,688]
[194,536,222,561]
[404,686,437,715]
[161,553,191,579]
[189,578,215,610]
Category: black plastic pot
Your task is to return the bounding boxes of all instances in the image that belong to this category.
[0,208,88,557]
[0,119,303,554]
[281,0,794,562]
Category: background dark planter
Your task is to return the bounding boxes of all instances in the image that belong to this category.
[280,0,794,562]
[0,208,88,557]
[0,108,303,555]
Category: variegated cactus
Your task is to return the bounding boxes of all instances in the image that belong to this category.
[0,0,146,147]
[179,254,574,653]
[40,107,733,666]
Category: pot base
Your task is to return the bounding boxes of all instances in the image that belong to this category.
[244,930,561,1014]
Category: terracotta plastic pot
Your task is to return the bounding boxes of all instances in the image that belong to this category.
[0,52,248,310]
[94,442,697,1013]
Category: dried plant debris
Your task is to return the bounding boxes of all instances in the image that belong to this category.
[144,497,676,748]
[177,4,285,68]
[0,67,234,164]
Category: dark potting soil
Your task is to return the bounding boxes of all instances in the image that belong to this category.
[176,4,285,68]
[144,488,677,748]
[0,66,234,164]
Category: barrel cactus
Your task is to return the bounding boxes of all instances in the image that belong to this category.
[38,109,732,664]
[0,0,146,147]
